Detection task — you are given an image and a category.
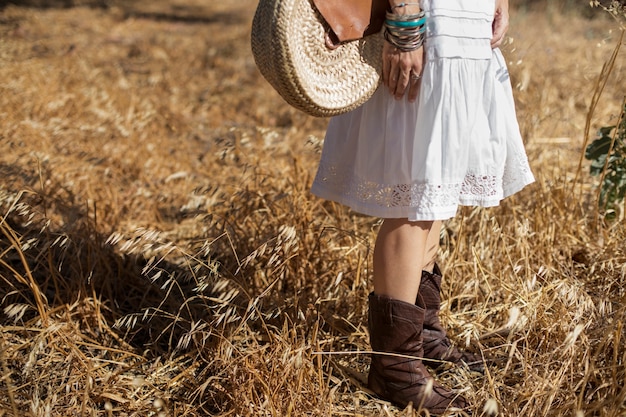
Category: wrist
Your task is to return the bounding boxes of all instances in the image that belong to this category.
[384,6,426,52]
[389,2,421,15]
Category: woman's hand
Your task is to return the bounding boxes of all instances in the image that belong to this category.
[491,0,510,48]
[383,41,424,102]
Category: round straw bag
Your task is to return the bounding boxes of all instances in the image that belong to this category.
[251,0,384,118]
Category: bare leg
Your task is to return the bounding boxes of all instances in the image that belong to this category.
[422,220,442,273]
[418,221,485,372]
[373,218,434,304]
[368,218,470,411]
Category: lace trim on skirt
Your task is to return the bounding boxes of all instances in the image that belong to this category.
[312,155,534,220]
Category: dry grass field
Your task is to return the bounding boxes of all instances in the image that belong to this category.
[1,0,626,415]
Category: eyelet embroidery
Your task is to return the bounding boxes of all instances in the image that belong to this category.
[315,146,532,211]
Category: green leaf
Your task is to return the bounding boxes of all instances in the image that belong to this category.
[599,125,616,137]
[585,135,613,161]
[587,107,626,211]
[590,154,607,176]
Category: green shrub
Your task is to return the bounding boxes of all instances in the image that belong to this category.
[585,102,626,214]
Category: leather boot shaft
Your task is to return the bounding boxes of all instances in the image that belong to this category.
[420,263,443,310]
[367,292,469,413]
[419,265,484,372]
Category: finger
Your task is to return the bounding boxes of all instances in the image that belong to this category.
[388,65,400,95]
[491,22,505,48]
[385,57,398,91]
[392,57,411,99]
[408,74,421,102]
[491,13,509,48]
[491,31,506,48]
[382,42,396,87]
[394,71,410,99]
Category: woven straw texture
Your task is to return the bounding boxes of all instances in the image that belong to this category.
[251,0,384,118]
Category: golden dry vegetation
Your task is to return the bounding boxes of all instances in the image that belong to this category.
[1,1,626,416]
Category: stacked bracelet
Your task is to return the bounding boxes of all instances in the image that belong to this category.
[384,8,426,52]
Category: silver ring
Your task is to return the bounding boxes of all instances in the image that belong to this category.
[410,72,421,81]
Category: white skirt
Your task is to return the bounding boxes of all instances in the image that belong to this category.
[311,0,535,221]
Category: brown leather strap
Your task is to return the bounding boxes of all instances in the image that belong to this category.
[312,0,388,45]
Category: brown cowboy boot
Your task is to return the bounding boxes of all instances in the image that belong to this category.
[367,292,469,414]
[419,265,484,372]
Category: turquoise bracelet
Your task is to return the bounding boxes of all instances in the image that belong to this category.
[384,17,426,28]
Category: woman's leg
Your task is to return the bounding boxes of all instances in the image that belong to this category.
[418,221,485,372]
[422,220,442,273]
[372,218,433,303]
[368,218,468,411]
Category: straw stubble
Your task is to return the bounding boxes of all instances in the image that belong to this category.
[0,1,625,416]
